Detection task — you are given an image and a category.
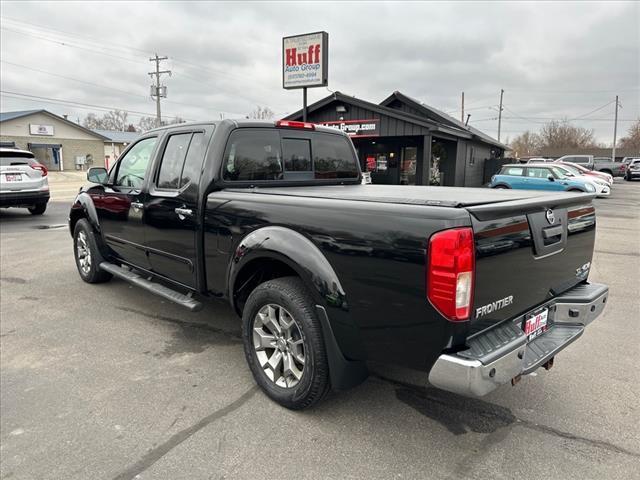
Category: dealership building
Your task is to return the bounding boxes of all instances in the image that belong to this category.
[285,91,506,187]
[0,109,107,171]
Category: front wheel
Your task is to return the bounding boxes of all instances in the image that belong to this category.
[242,277,330,410]
[28,203,47,215]
[73,219,112,283]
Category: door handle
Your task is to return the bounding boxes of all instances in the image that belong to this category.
[175,207,193,220]
[131,202,144,211]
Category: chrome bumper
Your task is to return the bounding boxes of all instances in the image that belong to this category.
[428,282,609,397]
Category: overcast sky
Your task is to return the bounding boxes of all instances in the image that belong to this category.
[1,1,638,144]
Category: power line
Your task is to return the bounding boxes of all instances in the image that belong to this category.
[0,15,154,56]
[0,26,147,65]
[0,60,148,100]
[0,59,246,117]
[0,90,199,121]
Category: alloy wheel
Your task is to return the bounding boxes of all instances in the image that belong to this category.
[76,231,92,275]
[253,304,306,388]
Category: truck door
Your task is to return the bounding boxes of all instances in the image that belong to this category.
[143,128,212,288]
[95,136,159,269]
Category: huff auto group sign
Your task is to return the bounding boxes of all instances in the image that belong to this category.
[318,119,380,138]
[282,31,328,89]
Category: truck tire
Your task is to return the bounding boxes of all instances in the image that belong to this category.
[28,203,47,215]
[73,219,112,284]
[242,276,330,410]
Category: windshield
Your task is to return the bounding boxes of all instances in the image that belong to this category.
[558,164,581,176]
[549,166,569,179]
[565,162,589,173]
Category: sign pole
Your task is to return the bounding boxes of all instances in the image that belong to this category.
[302,87,308,122]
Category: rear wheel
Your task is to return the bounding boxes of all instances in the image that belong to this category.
[493,185,509,189]
[73,219,112,283]
[242,277,330,410]
[28,203,47,215]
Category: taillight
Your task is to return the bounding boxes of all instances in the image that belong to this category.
[427,227,475,321]
[31,163,48,177]
[275,120,315,130]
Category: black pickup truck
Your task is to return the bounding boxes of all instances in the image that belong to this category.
[69,120,609,409]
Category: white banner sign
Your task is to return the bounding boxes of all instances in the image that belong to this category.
[29,124,55,136]
[282,31,328,89]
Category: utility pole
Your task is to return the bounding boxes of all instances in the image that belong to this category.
[612,95,620,162]
[497,89,504,142]
[148,54,171,128]
[461,91,465,123]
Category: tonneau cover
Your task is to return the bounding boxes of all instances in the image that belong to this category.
[225,184,594,210]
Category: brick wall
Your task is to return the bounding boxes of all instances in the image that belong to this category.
[0,135,105,170]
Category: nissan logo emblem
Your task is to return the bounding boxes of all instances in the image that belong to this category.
[546,209,555,225]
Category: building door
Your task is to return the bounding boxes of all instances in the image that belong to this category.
[400,147,417,185]
[28,144,63,171]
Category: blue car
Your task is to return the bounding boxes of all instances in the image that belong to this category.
[489,164,597,193]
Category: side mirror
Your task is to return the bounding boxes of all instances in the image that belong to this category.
[87,167,109,185]
[547,175,555,181]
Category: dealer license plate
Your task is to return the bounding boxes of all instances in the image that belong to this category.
[4,174,22,182]
[523,308,548,341]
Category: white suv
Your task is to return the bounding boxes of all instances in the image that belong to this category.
[0,148,50,215]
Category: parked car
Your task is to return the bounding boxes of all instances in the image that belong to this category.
[489,164,597,193]
[621,157,639,166]
[68,120,608,409]
[0,148,49,215]
[554,155,626,177]
[550,163,610,197]
[624,158,640,181]
[526,157,553,163]
[556,161,613,186]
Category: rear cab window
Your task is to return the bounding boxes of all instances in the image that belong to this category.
[222,128,359,183]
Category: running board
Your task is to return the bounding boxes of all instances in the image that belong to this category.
[99,262,203,312]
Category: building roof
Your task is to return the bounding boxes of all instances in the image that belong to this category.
[380,91,506,149]
[284,91,474,140]
[0,109,108,140]
[0,110,43,122]
[92,129,140,144]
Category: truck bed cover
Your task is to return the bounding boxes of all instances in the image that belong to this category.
[227,185,594,216]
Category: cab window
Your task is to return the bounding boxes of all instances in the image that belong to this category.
[223,130,282,181]
[115,137,157,188]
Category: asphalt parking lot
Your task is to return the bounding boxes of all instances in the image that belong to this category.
[1,180,639,480]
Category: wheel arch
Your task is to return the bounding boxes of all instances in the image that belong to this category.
[69,192,101,236]
[228,226,347,316]
[228,226,368,389]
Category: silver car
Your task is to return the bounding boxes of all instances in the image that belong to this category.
[0,148,50,215]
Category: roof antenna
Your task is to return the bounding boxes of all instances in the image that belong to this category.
[465,114,471,126]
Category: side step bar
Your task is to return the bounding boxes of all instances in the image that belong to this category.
[99,262,203,312]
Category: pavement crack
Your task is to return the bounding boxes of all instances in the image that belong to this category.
[111,385,258,480]
[515,420,640,458]
[372,372,640,459]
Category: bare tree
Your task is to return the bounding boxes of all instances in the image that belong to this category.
[102,110,129,131]
[538,120,599,149]
[509,131,542,158]
[82,113,104,130]
[250,106,275,120]
[137,117,157,132]
[82,110,129,131]
[618,119,640,150]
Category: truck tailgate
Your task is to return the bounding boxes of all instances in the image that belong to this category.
[467,193,597,335]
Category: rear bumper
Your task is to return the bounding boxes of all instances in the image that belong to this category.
[0,190,50,207]
[428,282,608,397]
